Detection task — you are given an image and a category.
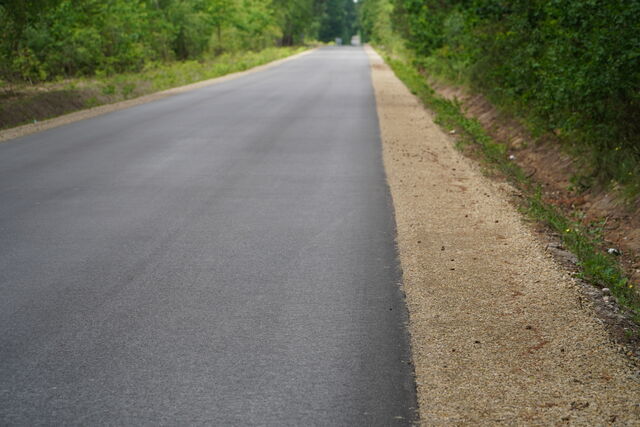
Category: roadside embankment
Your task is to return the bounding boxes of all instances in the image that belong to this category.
[367,46,640,425]
[0,47,309,142]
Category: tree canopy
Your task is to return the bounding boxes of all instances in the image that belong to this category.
[0,0,355,81]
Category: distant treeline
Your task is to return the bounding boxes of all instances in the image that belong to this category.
[360,0,640,189]
[0,0,357,81]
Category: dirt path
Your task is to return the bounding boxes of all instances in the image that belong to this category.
[366,47,640,425]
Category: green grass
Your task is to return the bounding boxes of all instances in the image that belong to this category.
[1,47,307,129]
[378,48,640,322]
[97,46,307,99]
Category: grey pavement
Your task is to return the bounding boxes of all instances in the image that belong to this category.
[0,47,417,425]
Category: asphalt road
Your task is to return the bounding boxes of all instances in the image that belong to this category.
[0,47,416,425]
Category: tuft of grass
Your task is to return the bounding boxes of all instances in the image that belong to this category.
[379,48,640,322]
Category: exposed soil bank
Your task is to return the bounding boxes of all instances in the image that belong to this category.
[367,46,640,425]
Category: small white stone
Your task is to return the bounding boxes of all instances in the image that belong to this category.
[508,154,516,160]
[602,287,611,295]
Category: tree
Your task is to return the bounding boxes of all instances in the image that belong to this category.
[273,0,321,45]
[319,0,356,43]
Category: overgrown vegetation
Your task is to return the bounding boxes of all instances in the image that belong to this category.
[0,0,358,83]
[359,0,640,198]
[382,53,640,321]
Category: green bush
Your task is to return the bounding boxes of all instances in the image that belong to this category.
[469,1,640,184]
[363,0,640,194]
[0,0,324,81]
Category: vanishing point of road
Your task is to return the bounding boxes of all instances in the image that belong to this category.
[0,47,417,425]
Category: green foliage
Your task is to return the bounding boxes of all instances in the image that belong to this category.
[272,0,322,45]
[0,0,320,81]
[467,0,640,190]
[361,0,640,197]
[358,0,407,57]
[318,0,356,43]
[399,0,445,56]
[358,0,392,44]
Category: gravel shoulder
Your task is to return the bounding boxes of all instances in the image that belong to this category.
[367,46,640,424]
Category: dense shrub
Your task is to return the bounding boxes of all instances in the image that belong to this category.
[469,1,640,181]
[0,0,329,81]
[361,0,640,190]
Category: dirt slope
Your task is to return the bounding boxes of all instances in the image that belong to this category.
[367,47,640,425]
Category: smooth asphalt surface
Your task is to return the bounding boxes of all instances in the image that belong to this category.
[0,47,416,425]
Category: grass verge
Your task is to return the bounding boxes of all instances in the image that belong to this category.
[379,49,640,322]
[0,46,307,130]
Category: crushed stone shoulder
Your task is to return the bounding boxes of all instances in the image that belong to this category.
[367,46,640,425]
